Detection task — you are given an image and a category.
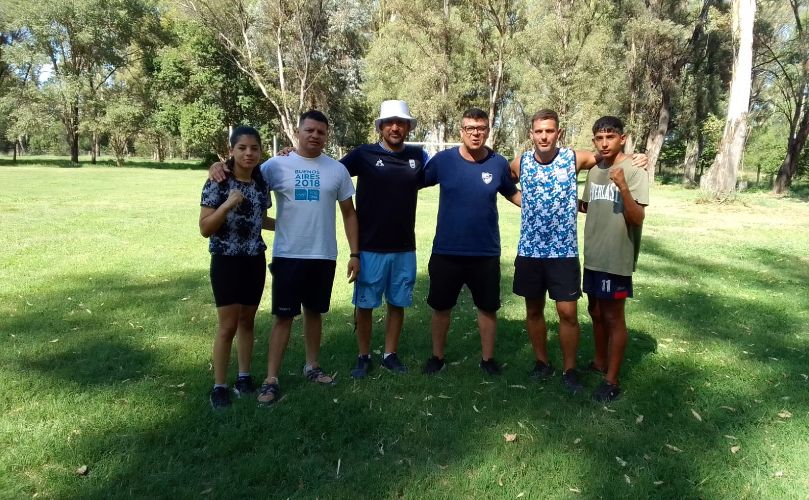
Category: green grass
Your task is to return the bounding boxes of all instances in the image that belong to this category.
[1,163,808,499]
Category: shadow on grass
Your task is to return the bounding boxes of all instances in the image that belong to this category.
[3,256,806,498]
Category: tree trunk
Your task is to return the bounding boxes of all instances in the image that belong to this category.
[12,140,17,163]
[700,0,755,200]
[773,116,809,193]
[644,91,671,183]
[91,131,98,164]
[773,89,809,193]
[65,101,80,164]
[682,137,701,186]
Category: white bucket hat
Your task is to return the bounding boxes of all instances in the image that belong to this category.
[374,100,417,131]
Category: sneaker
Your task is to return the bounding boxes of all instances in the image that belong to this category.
[421,355,446,375]
[233,375,255,397]
[351,355,373,379]
[303,365,335,385]
[209,386,231,409]
[529,360,555,381]
[479,358,502,376]
[593,380,621,402]
[561,368,584,393]
[381,353,408,374]
[586,361,608,375]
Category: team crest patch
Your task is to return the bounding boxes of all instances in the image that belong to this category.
[375,159,384,167]
[481,172,493,184]
[409,159,416,169]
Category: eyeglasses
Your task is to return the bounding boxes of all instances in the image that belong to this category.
[462,125,489,134]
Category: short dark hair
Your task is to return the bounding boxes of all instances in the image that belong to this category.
[592,116,624,134]
[299,109,329,128]
[530,109,559,128]
[229,125,262,148]
[462,107,489,121]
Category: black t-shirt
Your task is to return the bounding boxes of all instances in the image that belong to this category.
[340,143,428,252]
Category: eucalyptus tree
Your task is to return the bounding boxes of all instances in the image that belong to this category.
[615,0,733,183]
[463,0,522,149]
[511,0,621,148]
[179,0,370,148]
[700,0,756,199]
[363,0,476,144]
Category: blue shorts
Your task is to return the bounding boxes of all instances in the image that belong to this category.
[352,251,417,309]
[583,269,633,300]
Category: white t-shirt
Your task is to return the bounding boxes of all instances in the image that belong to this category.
[261,152,355,260]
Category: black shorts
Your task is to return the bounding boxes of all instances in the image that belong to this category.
[583,269,633,300]
[270,257,336,317]
[512,256,581,301]
[210,254,267,307]
[427,254,501,313]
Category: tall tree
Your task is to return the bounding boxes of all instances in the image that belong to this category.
[14,0,162,163]
[513,0,621,149]
[700,0,756,199]
[364,0,474,144]
[762,0,809,194]
[679,1,732,185]
[465,0,521,148]
[179,0,362,147]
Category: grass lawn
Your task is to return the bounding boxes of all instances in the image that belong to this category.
[1,161,808,499]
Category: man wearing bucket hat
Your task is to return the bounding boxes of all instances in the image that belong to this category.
[341,100,431,379]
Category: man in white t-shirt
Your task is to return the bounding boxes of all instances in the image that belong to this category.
[256,110,360,404]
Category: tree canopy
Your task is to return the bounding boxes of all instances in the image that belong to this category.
[0,0,806,194]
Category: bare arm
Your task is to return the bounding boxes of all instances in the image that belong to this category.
[338,198,360,283]
[199,190,243,237]
[574,150,603,173]
[507,190,521,207]
[509,156,521,182]
[610,168,645,226]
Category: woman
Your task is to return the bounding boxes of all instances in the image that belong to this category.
[199,126,273,408]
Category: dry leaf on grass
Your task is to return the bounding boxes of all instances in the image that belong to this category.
[76,465,89,476]
[624,474,631,484]
[691,409,702,422]
[665,444,683,453]
[772,471,784,478]
[724,435,738,440]
[615,456,627,467]
[574,438,582,444]
[636,414,644,424]
[654,481,664,486]
[473,405,480,413]
[503,433,517,442]
[730,446,741,454]
[509,385,527,389]
[569,487,581,494]
[517,492,525,498]
[777,410,792,419]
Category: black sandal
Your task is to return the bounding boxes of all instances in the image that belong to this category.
[257,381,280,405]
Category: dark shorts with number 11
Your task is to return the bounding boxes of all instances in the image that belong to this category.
[582,269,633,300]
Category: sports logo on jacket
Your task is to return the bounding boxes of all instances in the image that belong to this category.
[375,159,384,167]
[481,172,492,184]
[409,159,416,169]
